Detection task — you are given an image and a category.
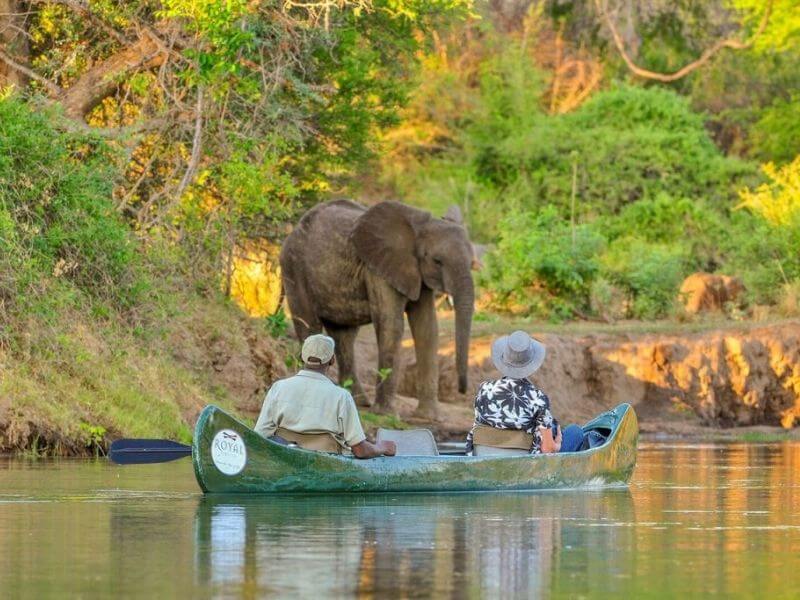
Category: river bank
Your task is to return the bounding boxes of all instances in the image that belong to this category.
[2,305,800,455]
[359,316,800,441]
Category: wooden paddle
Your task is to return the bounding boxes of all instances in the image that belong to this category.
[109,439,192,464]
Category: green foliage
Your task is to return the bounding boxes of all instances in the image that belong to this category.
[482,207,604,319]
[264,307,289,338]
[726,163,800,304]
[750,98,800,164]
[469,84,752,221]
[78,423,107,454]
[0,97,143,310]
[601,237,689,320]
[728,0,800,53]
[723,213,800,304]
[737,156,800,226]
[598,194,725,272]
[359,410,408,430]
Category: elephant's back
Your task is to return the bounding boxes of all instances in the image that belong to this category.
[281,200,372,325]
[283,200,364,253]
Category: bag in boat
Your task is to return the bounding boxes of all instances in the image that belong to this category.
[578,408,619,450]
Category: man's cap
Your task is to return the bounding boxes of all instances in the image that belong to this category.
[301,334,335,365]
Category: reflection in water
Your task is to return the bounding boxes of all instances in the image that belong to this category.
[194,491,635,598]
[2,444,800,597]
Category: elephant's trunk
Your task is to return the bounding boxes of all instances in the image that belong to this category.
[453,275,474,394]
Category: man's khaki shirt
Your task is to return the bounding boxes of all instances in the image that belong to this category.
[254,370,366,448]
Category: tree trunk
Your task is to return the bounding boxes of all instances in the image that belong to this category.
[0,0,30,89]
[60,34,163,120]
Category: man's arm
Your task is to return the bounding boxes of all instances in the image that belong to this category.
[351,439,396,458]
[337,391,396,458]
[254,384,279,437]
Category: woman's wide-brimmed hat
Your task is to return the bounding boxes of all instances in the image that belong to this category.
[491,330,546,379]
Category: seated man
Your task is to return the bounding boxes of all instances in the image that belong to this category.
[465,330,585,455]
[255,334,396,459]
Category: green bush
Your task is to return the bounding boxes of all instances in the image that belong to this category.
[482,206,604,319]
[598,193,725,272]
[723,211,800,305]
[471,85,753,219]
[0,96,142,308]
[600,237,689,320]
[749,98,800,164]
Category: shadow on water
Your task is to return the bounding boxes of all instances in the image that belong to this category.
[193,490,635,598]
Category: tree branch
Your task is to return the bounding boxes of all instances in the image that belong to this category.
[26,0,129,45]
[175,87,204,198]
[59,33,164,119]
[595,0,774,83]
[0,45,62,94]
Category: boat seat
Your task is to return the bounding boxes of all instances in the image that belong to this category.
[376,428,439,456]
[274,427,343,454]
[472,424,532,456]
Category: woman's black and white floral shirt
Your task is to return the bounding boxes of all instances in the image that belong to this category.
[465,377,555,454]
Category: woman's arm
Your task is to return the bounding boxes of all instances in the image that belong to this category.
[538,425,562,453]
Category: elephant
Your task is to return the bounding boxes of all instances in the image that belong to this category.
[279,200,475,419]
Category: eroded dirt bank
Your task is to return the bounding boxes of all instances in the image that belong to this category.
[386,321,800,437]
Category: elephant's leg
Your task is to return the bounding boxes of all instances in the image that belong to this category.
[369,284,406,413]
[406,287,439,420]
[282,270,322,341]
[325,324,370,407]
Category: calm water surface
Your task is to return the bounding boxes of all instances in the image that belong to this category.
[1,442,800,598]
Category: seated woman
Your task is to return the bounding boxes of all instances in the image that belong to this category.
[465,330,584,455]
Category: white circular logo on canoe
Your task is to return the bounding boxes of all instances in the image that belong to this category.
[211,429,247,475]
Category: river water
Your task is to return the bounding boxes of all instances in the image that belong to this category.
[1,442,799,598]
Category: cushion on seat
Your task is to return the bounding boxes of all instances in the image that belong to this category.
[275,427,342,453]
[376,428,439,456]
[472,424,533,450]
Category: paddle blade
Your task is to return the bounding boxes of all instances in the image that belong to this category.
[109,439,192,464]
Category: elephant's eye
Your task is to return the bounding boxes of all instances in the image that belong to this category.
[433,258,443,266]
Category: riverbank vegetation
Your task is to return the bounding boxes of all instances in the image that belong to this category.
[382,2,800,321]
[1,1,800,451]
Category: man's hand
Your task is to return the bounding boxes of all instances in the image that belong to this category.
[538,425,562,454]
[352,439,397,458]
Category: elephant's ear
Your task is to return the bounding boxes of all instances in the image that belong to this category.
[443,205,464,224]
[351,202,429,301]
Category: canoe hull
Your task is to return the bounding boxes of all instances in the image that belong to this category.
[192,404,638,494]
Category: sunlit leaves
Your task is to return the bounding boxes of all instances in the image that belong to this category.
[738,156,800,227]
[728,0,800,52]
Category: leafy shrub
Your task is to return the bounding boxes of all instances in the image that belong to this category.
[0,97,141,307]
[471,85,753,219]
[737,156,800,226]
[726,157,800,304]
[600,237,689,320]
[598,193,726,272]
[723,211,800,306]
[749,98,800,164]
[481,206,604,319]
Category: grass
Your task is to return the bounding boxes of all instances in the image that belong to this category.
[359,411,409,431]
[0,289,267,456]
[437,310,797,339]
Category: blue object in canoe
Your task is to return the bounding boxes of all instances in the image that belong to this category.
[191,403,638,494]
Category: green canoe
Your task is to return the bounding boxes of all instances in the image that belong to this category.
[192,403,638,494]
